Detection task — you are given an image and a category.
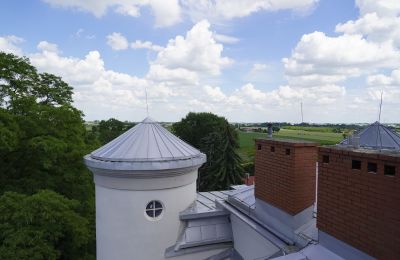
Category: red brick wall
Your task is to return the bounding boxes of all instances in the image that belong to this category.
[317,147,400,259]
[255,139,317,215]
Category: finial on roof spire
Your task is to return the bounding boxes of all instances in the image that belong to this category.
[145,87,149,117]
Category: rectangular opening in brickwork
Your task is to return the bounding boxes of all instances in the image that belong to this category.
[285,148,291,155]
[271,146,275,152]
[257,144,262,150]
[352,160,361,170]
[384,164,396,176]
[322,155,329,163]
[367,162,377,173]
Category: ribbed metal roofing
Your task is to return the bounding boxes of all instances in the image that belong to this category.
[84,117,206,171]
[340,121,400,150]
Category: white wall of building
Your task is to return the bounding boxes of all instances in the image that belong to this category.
[231,214,280,259]
[95,180,196,260]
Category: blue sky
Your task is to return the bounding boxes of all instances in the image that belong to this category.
[1,0,399,123]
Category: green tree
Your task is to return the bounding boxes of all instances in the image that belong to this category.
[0,190,90,260]
[0,52,95,258]
[173,112,244,191]
[92,118,135,145]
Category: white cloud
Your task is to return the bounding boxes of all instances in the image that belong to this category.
[131,40,163,51]
[181,0,318,23]
[283,31,400,90]
[233,83,267,102]
[106,32,129,50]
[285,32,399,75]
[42,0,317,27]
[355,0,400,17]
[277,0,400,119]
[366,67,400,103]
[203,85,226,102]
[146,64,199,86]
[9,0,400,122]
[213,33,239,44]
[148,0,181,27]
[0,35,24,55]
[114,3,141,17]
[336,13,400,45]
[153,20,233,76]
[28,43,152,119]
[37,41,59,53]
[251,63,268,72]
[74,28,96,40]
[42,0,181,27]
[16,21,235,120]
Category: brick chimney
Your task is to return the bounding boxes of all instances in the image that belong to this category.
[255,139,318,215]
[317,146,400,259]
[253,138,318,243]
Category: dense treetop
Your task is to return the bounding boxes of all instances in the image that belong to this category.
[0,52,96,259]
[173,112,244,191]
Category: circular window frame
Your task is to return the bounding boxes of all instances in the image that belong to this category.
[144,200,164,221]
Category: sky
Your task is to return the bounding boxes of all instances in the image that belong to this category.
[1,0,400,123]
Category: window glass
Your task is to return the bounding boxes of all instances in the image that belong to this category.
[384,165,395,176]
[145,200,164,220]
[352,160,361,170]
[367,162,377,173]
[323,155,329,163]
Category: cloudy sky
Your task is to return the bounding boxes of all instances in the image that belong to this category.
[1,0,400,123]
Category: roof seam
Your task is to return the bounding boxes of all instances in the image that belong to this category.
[149,124,163,159]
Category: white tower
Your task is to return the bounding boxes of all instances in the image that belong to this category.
[84,117,206,260]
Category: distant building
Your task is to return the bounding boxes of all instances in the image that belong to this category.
[340,121,400,150]
[84,119,399,260]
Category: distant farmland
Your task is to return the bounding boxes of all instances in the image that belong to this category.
[238,129,343,162]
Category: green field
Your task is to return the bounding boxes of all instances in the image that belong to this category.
[238,129,343,162]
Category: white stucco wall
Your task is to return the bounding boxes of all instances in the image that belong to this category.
[95,181,197,260]
[231,214,280,260]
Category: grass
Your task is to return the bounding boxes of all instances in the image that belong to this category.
[238,129,344,162]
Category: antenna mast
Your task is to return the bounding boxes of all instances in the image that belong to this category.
[378,91,383,122]
[301,101,304,123]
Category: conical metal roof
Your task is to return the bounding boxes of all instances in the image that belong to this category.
[84,117,206,171]
[340,121,400,150]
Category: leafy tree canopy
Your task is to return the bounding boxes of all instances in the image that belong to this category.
[91,118,135,145]
[0,190,91,260]
[0,52,95,258]
[173,112,244,191]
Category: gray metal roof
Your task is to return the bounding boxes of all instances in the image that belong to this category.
[340,121,400,150]
[174,216,233,250]
[272,244,344,260]
[84,117,206,171]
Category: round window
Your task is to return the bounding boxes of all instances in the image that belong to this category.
[145,200,164,220]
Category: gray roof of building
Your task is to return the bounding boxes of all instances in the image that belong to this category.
[180,191,234,220]
[168,190,234,257]
[174,216,233,250]
[84,117,206,171]
[226,185,256,212]
[340,121,400,150]
[272,244,343,260]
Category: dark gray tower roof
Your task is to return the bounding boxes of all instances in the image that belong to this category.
[340,121,400,150]
[84,117,206,171]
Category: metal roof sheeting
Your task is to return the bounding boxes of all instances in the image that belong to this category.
[174,217,233,250]
[84,117,206,171]
[340,121,400,150]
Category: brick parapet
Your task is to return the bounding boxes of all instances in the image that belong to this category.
[317,146,400,259]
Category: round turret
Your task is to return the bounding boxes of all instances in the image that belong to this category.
[84,117,206,260]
